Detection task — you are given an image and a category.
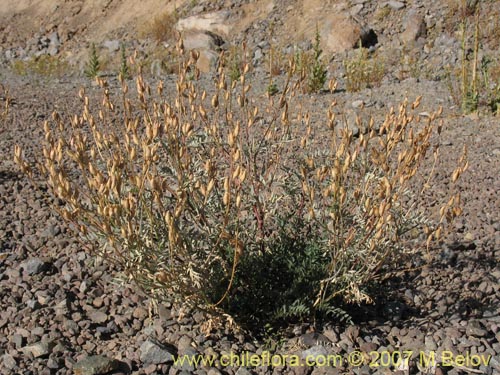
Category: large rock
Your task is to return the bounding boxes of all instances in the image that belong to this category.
[321,14,376,53]
[175,12,227,74]
[177,11,231,36]
[182,31,224,51]
[400,10,426,43]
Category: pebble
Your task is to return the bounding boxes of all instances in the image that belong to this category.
[73,355,121,375]
[20,258,46,275]
[22,340,55,358]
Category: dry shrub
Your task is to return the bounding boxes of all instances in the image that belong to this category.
[15,41,467,326]
[344,47,386,92]
[138,11,178,43]
[0,84,11,135]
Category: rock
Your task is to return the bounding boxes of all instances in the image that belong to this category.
[196,49,219,73]
[466,321,487,337]
[73,355,121,375]
[235,368,253,375]
[20,257,47,275]
[88,309,108,324]
[424,336,437,351]
[177,335,192,353]
[177,11,231,36]
[388,1,405,10]
[47,44,59,56]
[10,334,25,349]
[300,332,331,347]
[183,31,224,51]
[321,14,376,53]
[323,328,339,343]
[1,354,17,370]
[27,299,41,309]
[140,339,175,365]
[352,100,364,109]
[102,40,120,52]
[301,345,329,360]
[400,10,426,43]
[253,48,263,63]
[22,340,55,358]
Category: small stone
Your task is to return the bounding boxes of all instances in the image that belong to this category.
[388,1,405,10]
[133,306,148,320]
[47,357,62,369]
[10,334,25,349]
[300,332,331,347]
[27,299,41,309]
[73,355,121,375]
[1,354,17,370]
[466,320,487,337]
[323,328,339,343]
[92,297,104,308]
[301,345,329,360]
[22,340,55,358]
[424,336,437,351]
[235,368,252,375]
[140,339,175,365]
[20,258,46,275]
[102,40,120,52]
[352,100,364,109]
[88,309,108,324]
[143,363,157,374]
[464,232,475,241]
[360,342,378,352]
[177,335,192,353]
[208,369,223,375]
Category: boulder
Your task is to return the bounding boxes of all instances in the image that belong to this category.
[196,49,219,73]
[400,10,427,43]
[321,14,376,53]
[177,11,231,36]
[182,30,224,51]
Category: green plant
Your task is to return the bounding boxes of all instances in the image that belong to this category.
[266,40,280,97]
[11,55,69,78]
[375,6,391,22]
[15,41,467,330]
[226,45,244,82]
[84,43,101,79]
[307,27,328,93]
[266,82,279,96]
[344,45,386,92]
[118,43,131,80]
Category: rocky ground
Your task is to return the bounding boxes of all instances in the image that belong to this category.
[1,0,500,375]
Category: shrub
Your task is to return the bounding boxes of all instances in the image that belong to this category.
[118,43,131,80]
[344,46,385,92]
[139,11,178,43]
[15,42,467,328]
[84,43,101,79]
[445,0,500,114]
[307,27,328,93]
[11,55,69,78]
[0,84,11,135]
